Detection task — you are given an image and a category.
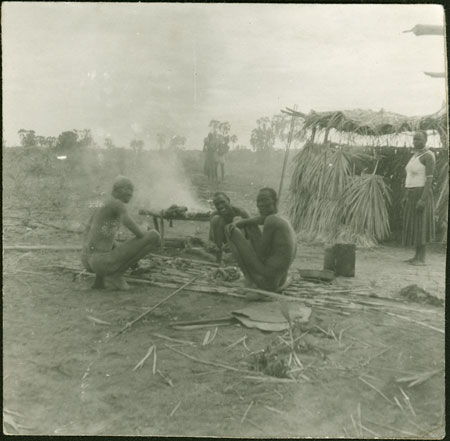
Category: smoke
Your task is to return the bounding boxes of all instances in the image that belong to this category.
[132,151,208,212]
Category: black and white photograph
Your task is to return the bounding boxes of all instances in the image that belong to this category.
[2,2,447,437]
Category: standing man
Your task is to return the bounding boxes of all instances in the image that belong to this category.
[81,176,160,290]
[225,188,297,292]
[216,136,230,181]
[203,133,218,182]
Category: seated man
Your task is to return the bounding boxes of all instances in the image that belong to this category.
[225,187,297,292]
[209,192,257,263]
[81,176,160,290]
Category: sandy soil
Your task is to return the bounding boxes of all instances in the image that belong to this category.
[3,151,446,437]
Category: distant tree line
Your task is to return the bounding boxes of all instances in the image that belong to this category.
[250,113,304,153]
[17,129,93,151]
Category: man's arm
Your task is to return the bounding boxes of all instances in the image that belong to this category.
[234,216,264,228]
[121,207,145,238]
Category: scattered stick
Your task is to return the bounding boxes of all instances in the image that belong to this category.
[359,422,380,437]
[86,316,112,326]
[166,345,254,374]
[169,401,182,417]
[157,369,174,387]
[396,368,443,388]
[193,369,225,376]
[111,276,198,339]
[148,253,220,267]
[202,330,211,346]
[357,403,362,435]
[152,347,157,375]
[358,376,394,405]
[399,387,417,417]
[202,327,218,346]
[244,376,298,384]
[393,396,408,417]
[386,312,444,334]
[245,418,264,432]
[151,333,196,346]
[350,413,360,437]
[264,405,284,415]
[4,245,82,251]
[132,345,155,371]
[227,335,247,350]
[241,401,254,423]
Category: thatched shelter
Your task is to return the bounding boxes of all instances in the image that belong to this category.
[285,106,448,246]
[286,105,447,146]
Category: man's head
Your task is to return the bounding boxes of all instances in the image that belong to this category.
[257,187,278,217]
[213,192,232,217]
[413,131,427,150]
[112,176,134,203]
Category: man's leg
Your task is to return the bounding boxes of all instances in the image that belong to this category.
[82,254,106,289]
[225,225,266,286]
[112,231,161,274]
[89,231,160,290]
[209,215,226,262]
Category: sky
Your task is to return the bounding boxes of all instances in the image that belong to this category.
[2,2,447,149]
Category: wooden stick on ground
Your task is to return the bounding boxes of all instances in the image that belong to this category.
[111,276,198,339]
[5,245,82,251]
[241,401,254,424]
[166,345,254,374]
[385,312,444,334]
[358,376,394,405]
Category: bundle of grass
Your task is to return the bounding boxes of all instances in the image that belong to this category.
[287,143,390,245]
[341,171,392,245]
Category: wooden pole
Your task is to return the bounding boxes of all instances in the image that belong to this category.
[111,276,198,339]
[278,109,297,199]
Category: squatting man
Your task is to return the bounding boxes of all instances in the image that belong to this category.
[81,176,160,290]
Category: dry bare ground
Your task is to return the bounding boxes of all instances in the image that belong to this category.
[3,148,446,437]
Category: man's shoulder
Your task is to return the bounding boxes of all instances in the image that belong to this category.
[103,197,126,213]
[232,206,249,218]
[265,213,291,227]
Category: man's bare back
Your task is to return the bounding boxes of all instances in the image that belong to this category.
[81,177,160,290]
[83,198,127,254]
[260,213,297,274]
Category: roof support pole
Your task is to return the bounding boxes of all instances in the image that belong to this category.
[278,111,296,200]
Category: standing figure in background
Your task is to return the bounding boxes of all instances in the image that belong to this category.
[225,188,297,292]
[203,133,218,182]
[216,136,230,181]
[402,130,436,266]
[81,176,160,290]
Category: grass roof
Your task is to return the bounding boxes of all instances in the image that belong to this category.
[302,106,447,138]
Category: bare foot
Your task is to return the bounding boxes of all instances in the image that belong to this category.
[91,275,106,290]
[109,275,131,291]
[277,276,292,292]
[409,260,426,266]
[404,257,417,263]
